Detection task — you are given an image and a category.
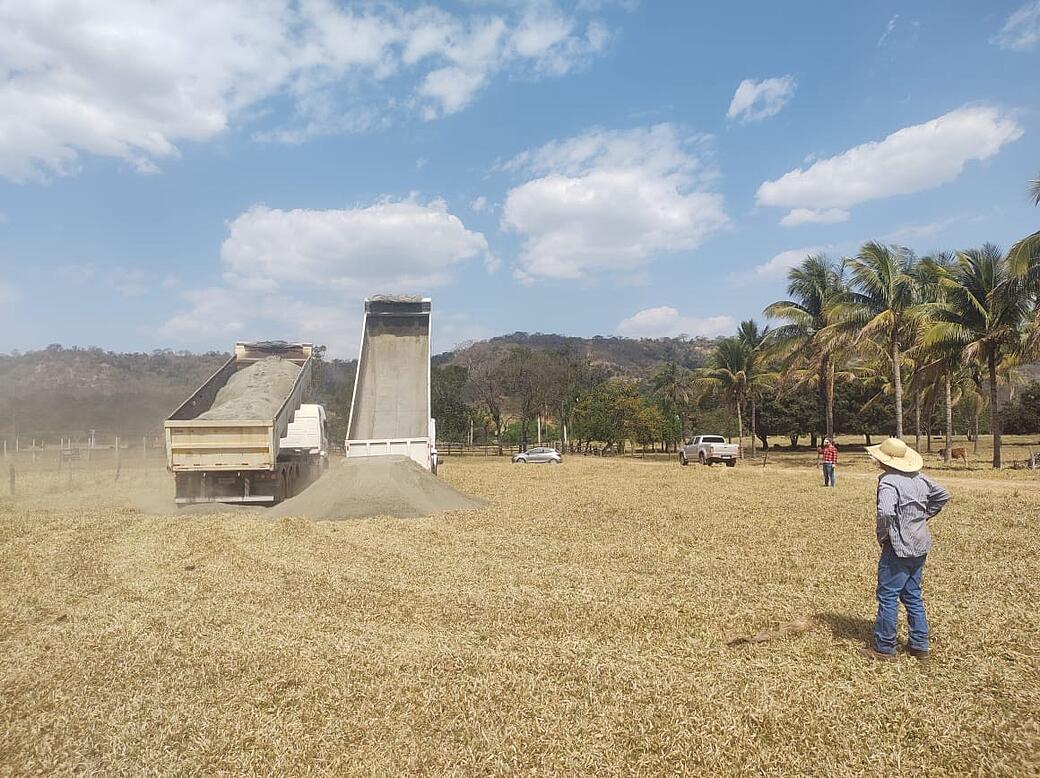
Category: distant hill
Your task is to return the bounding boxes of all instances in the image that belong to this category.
[0,346,230,440]
[0,334,719,442]
[4,337,1035,443]
[435,332,720,377]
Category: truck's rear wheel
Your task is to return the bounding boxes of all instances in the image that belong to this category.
[726,460,736,468]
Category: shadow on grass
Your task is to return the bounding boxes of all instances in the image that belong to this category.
[815,612,874,644]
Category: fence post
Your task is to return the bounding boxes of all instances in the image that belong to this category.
[8,463,14,496]
[114,435,121,481]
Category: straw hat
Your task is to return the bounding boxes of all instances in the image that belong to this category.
[866,437,923,473]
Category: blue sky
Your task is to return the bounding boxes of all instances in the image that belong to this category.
[1,0,1038,357]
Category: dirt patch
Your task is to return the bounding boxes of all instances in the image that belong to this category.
[269,455,483,520]
[196,356,300,421]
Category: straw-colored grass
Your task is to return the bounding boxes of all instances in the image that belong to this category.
[1,449,1038,775]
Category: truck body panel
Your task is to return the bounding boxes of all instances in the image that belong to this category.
[680,435,740,466]
[164,342,318,504]
[346,296,437,472]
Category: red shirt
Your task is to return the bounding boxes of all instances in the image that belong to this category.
[819,443,838,463]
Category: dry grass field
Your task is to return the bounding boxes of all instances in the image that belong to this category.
[1,441,1039,775]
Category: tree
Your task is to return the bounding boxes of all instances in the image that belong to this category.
[735,319,773,458]
[431,365,471,442]
[755,385,819,448]
[923,245,1029,467]
[1008,172,1040,359]
[463,351,507,449]
[764,254,847,440]
[496,347,549,450]
[910,252,959,462]
[1002,381,1040,434]
[573,380,642,452]
[649,361,696,450]
[698,338,756,456]
[831,242,918,439]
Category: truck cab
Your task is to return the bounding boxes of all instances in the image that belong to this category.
[281,404,329,474]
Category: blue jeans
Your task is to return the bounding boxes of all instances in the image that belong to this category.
[874,543,928,654]
[822,462,835,486]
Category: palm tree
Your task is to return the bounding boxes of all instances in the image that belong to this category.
[1009,172,1040,358]
[923,245,1029,468]
[649,361,695,450]
[735,319,774,458]
[763,254,846,441]
[830,242,918,439]
[699,338,751,456]
[911,252,958,462]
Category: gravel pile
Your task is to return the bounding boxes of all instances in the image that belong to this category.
[197,356,300,421]
[270,455,483,520]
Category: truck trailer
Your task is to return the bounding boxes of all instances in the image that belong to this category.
[345,296,437,472]
[164,341,324,505]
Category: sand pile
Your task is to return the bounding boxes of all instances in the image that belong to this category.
[197,356,300,421]
[270,455,483,520]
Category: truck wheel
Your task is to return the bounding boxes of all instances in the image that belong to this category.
[726,460,736,468]
[680,452,688,466]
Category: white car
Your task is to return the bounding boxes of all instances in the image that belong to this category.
[512,447,563,464]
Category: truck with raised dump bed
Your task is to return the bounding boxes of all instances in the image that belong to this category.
[345,295,438,473]
[164,341,326,505]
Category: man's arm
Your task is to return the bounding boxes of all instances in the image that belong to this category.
[877,480,897,545]
[924,477,951,518]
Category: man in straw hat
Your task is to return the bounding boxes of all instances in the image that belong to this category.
[861,437,950,662]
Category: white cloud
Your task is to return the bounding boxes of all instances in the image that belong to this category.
[434,312,489,354]
[877,14,920,49]
[160,197,488,357]
[756,106,1023,214]
[113,267,148,297]
[0,1,618,181]
[726,76,796,123]
[616,307,735,339]
[159,286,362,357]
[726,246,829,285]
[502,124,728,281]
[470,196,490,212]
[0,281,17,305]
[220,198,490,293]
[992,1,1040,51]
[159,287,250,341]
[878,15,899,47]
[779,208,850,227]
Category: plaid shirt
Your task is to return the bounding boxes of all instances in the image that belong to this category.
[819,443,838,463]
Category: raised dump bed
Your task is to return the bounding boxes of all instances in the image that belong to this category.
[346,296,437,471]
[164,341,317,504]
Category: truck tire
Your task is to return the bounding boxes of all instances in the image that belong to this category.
[679,452,688,466]
[725,459,736,468]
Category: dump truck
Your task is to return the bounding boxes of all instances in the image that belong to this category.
[345,296,438,473]
[164,341,324,505]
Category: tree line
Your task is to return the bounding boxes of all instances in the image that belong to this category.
[434,175,1040,467]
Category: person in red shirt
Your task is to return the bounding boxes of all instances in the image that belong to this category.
[818,437,838,487]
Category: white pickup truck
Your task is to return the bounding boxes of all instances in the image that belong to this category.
[679,435,740,467]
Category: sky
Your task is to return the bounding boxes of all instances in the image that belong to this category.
[0,0,1038,358]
